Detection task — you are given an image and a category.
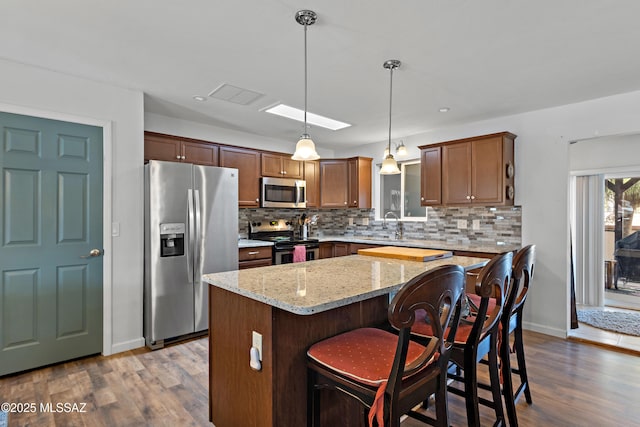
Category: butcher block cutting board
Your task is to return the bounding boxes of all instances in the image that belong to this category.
[357,246,453,262]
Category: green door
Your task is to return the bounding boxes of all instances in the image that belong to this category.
[0,111,103,376]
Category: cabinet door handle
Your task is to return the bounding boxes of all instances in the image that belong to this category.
[283,171,287,175]
[247,251,259,255]
[466,195,471,200]
[256,198,260,203]
[471,195,476,200]
[344,201,347,205]
[176,155,181,160]
[421,197,425,201]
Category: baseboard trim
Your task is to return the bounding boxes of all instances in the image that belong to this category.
[522,321,566,338]
[107,337,145,355]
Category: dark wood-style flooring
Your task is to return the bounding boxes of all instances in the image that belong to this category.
[1,330,639,426]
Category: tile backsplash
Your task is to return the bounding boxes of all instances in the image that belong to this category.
[239,206,521,246]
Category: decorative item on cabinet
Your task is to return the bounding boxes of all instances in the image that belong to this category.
[419,132,516,206]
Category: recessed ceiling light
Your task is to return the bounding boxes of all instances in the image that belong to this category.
[264,104,351,131]
[193,96,207,102]
[439,107,450,113]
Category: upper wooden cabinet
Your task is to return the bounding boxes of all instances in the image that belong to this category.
[319,157,372,208]
[348,157,372,208]
[144,132,218,166]
[219,146,261,208]
[304,160,320,207]
[261,153,303,179]
[320,160,349,207]
[420,146,442,206]
[419,132,516,206]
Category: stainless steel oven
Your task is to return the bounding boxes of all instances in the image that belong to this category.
[273,243,320,265]
[261,177,306,208]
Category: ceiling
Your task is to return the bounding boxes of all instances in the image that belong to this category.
[4,1,640,151]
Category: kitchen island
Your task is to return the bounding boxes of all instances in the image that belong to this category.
[204,254,488,427]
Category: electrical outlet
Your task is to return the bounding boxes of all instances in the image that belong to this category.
[348,217,354,226]
[252,331,262,361]
[472,219,480,230]
[362,218,369,226]
[457,219,468,229]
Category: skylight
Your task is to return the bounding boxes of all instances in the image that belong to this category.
[264,104,351,131]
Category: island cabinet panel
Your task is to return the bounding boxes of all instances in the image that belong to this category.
[209,286,388,427]
[421,132,516,206]
[320,160,349,207]
[304,160,320,207]
[220,146,261,207]
[144,132,219,165]
[261,153,303,179]
[420,146,442,205]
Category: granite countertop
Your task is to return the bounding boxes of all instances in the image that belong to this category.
[238,239,274,249]
[203,254,488,315]
[317,235,519,254]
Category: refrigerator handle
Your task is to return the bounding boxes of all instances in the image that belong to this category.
[187,189,195,284]
[194,189,202,284]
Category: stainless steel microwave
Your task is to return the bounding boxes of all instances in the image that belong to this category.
[261,177,306,208]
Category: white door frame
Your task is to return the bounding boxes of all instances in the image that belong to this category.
[0,101,113,356]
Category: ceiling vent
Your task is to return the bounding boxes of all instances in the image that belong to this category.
[208,83,264,105]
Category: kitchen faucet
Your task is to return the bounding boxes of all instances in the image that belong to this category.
[383,211,403,240]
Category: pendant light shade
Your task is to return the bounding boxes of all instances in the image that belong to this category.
[292,10,320,161]
[379,59,401,175]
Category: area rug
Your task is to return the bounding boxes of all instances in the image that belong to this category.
[577,309,640,336]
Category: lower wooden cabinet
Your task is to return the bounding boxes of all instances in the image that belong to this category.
[319,242,380,258]
[238,246,272,269]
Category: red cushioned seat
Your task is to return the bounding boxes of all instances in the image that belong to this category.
[307,327,431,386]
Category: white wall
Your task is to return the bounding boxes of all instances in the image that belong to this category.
[0,59,145,354]
[570,134,640,173]
[335,91,640,337]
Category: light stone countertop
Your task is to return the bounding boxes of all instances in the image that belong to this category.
[317,235,519,254]
[203,254,488,315]
[238,239,274,249]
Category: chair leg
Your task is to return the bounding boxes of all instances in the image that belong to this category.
[308,370,320,427]
[514,324,532,404]
[463,353,482,427]
[501,335,518,427]
[488,336,505,425]
[434,370,450,427]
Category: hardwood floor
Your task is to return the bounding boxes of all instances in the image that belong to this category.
[1,331,639,426]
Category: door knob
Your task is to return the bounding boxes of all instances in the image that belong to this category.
[80,249,103,258]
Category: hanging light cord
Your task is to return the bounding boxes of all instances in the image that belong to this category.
[387,65,394,155]
[303,21,308,134]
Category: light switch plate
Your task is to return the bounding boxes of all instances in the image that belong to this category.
[362,218,369,226]
[457,219,468,229]
[348,218,354,226]
[111,222,120,237]
[472,219,480,230]
[252,331,262,361]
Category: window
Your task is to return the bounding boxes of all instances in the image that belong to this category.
[379,160,427,220]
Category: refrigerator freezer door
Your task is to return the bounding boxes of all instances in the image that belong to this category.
[145,161,196,344]
[193,165,239,332]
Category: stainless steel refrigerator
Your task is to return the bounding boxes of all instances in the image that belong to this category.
[144,160,238,349]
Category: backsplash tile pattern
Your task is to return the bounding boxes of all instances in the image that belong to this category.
[239,206,521,246]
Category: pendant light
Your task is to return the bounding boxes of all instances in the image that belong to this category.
[291,10,320,161]
[379,59,401,175]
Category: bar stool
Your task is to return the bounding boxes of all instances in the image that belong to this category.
[306,265,466,427]
[501,245,535,427]
[415,251,513,427]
